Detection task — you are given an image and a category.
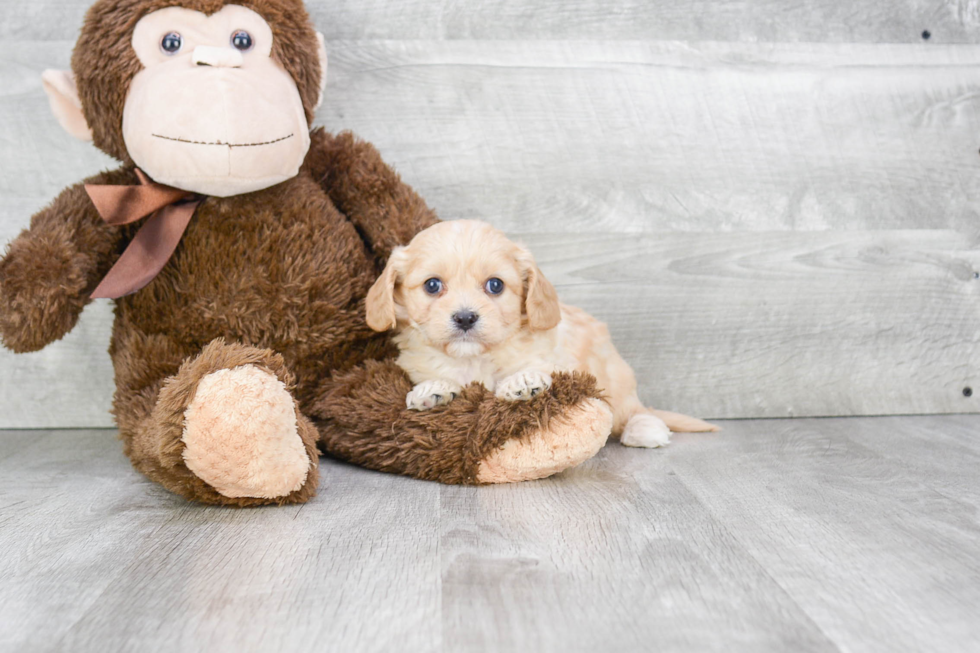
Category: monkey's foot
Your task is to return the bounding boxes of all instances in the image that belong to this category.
[182,365,312,499]
[476,397,612,483]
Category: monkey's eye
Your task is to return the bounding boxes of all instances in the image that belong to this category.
[160,32,182,54]
[232,30,254,51]
[484,278,505,295]
[423,278,443,295]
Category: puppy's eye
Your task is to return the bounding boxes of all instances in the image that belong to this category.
[485,278,505,295]
[161,32,182,54]
[423,278,443,295]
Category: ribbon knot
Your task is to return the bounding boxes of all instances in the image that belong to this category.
[85,169,204,299]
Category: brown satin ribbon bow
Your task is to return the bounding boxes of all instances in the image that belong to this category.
[85,169,204,299]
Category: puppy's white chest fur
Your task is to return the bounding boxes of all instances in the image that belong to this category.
[400,344,501,390]
[393,317,572,392]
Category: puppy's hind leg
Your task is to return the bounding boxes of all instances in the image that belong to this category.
[608,393,670,448]
[614,396,719,449]
[620,409,673,448]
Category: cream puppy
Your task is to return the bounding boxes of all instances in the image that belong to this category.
[365,220,718,447]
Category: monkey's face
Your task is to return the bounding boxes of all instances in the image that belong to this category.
[122,5,312,197]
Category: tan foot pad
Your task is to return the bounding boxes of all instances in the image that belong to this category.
[477,398,613,483]
[182,365,310,498]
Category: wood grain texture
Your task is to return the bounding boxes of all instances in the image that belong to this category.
[3,39,980,425]
[55,464,442,653]
[839,414,980,511]
[0,304,115,428]
[0,430,177,650]
[0,430,441,653]
[3,417,980,652]
[1,229,975,426]
[6,40,980,234]
[1,0,978,43]
[521,230,980,419]
[319,41,980,235]
[440,460,836,652]
[668,417,980,653]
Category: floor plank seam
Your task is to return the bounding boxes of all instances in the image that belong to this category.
[667,463,845,653]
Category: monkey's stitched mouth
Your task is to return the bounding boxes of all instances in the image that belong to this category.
[150,133,295,148]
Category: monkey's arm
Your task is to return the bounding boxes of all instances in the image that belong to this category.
[304,128,439,261]
[0,168,133,353]
[312,359,611,485]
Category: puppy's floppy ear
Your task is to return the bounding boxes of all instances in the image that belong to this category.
[366,247,408,332]
[516,245,561,331]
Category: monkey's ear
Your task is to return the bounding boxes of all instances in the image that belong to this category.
[314,32,328,110]
[41,70,93,142]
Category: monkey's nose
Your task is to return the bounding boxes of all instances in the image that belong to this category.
[192,46,244,68]
[452,310,480,332]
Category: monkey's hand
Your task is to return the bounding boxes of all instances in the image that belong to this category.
[0,226,93,352]
[0,175,127,353]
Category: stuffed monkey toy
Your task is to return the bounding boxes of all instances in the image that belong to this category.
[0,0,612,506]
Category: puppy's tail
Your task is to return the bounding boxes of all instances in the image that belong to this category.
[618,404,719,448]
[646,408,720,433]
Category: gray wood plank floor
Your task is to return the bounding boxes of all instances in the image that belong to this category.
[1,417,978,653]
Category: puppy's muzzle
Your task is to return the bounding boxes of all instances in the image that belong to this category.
[452,310,479,332]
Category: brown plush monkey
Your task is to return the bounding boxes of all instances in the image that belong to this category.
[0,0,612,506]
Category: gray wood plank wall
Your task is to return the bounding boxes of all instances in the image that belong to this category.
[1,1,978,427]
[3,0,979,42]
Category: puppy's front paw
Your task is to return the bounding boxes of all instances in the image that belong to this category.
[406,380,463,411]
[495,371,552,402]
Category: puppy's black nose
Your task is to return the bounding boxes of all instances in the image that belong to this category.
[452,310,480,331]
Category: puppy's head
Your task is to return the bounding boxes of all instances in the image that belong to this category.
[366,220,561,357]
